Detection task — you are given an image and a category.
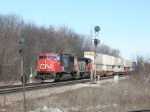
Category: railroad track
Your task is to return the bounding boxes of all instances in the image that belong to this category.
[0,75,128,94]
[0,82,39,89]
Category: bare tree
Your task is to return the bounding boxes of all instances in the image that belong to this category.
[0,14,24,81]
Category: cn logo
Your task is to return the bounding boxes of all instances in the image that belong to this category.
[40,64,52,69]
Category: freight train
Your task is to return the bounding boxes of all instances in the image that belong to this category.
[35,52,134,82]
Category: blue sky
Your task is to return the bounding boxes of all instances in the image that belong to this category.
[0,0,150,60]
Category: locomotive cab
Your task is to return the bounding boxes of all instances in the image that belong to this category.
[36,52,62,81]
[37,53,59,72]
[77,57,92,78]
[78,57,91,71]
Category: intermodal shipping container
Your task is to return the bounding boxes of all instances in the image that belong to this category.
[132,62,136,68]
[124,60,132,67]
[112,57,119,66]
[93,64,107,71]
[95,53,107,65]
[113,66,118,72]
[118,66,124,72]
[106,65,113,71]
[118,58,124,66]
[106,55,112,65]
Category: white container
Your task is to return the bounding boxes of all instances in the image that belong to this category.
[118,66,124,72]
[124,60,131,67]
[129,60,132,67]
[118,58,124,66]
[103,65,107,71]
[95,53,103,64]
[124,60,127,67]
[96,54,107,65]
[118,66,121,72]
[112,56,119,66]
[121,66,124,72]
[114,57,119,66]
[113,66,118,72]
[106,55,112,65]
[95,64,103,71]
[111,56,115,65]
[84,52,107,65]
[92,64,107,71]
[106,65,113,71]
[122,58,124,66]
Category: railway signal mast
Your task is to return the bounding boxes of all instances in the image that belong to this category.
[18,38,26,112]
[94,26,100,82]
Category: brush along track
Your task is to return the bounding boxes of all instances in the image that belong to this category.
[0,75,127,94]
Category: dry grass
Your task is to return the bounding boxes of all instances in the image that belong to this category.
[1,75,150,112]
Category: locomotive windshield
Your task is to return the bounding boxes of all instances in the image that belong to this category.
[39,55,57,60]
[39,56,46,59]
[48,56,57,60]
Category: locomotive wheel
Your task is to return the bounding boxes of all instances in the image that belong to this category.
[80,72,83,79]
[59,74,63,81]
[55,75,60,81]
[55,74,63,81]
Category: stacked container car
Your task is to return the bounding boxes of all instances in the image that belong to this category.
[84,51,132,76]
[112,56,119,74]
[118,58,124,74]
[84,52,115,76]
[124,60,132,72]
[84,52,105,76]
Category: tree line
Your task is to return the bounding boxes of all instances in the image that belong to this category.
[0,14,121,81]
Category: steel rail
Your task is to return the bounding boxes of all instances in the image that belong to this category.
[0,83,40,89]
[0,79,89,94]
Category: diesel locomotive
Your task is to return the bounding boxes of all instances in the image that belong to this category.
[35,52,92,82]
